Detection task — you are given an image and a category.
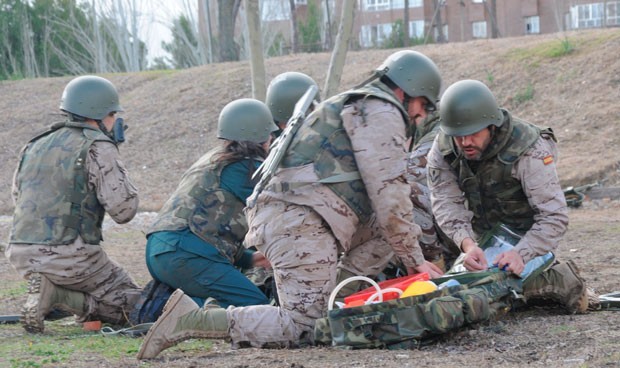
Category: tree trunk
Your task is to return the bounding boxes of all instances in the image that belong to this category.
[217,0,240,61]
[324,0,333,50]
[403,0,410,47]
[289,0,299,53]
[323,0,355,99]
[435,0,445,43]
[244,0,266,100]
[488,0,499,38]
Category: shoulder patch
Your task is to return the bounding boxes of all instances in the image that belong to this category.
[543,155,554,165]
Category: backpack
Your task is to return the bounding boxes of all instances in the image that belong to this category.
[314,270,524,349]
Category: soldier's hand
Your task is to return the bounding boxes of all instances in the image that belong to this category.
[495,250,525,275]
[463,245,487,271]
[411,261,444,278]
[252,251,271,269]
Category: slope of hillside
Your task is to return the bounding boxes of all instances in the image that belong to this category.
[0,28,618,215]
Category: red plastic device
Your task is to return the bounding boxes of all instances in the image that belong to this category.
[343,273,429,306]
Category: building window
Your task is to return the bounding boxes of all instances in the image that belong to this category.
[363,0,422,10]
[392,0,423,7]
[363,0,390,11]
[360,23,393,47]
[261,0,290,21]
[472,21,487,38]
[571,3,604,28]
[409,20,425,39]
[525,16,540,34]
[606,1,620,25]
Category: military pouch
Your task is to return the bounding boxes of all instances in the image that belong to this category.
[421,295,464,333]
[456,288,490,324]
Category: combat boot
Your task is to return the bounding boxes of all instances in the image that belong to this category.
[136,289,229,360]
[21,273,86,333]
[523,260,588,314]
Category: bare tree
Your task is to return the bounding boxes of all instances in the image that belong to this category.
[483,0,500,38]
[403,0,410,47]
[323,0,355,98]
[198,0,214,63]
[244,0,266,100]
[218,0,241,61]
[289,0,299,53]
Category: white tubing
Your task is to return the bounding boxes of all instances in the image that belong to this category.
[365,287,403,305]
[328,276,381,311]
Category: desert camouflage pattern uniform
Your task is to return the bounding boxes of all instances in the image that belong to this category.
[6,122,140,324]
[427,112,568,263]
[226,89,425,348]
[340,113,458,277]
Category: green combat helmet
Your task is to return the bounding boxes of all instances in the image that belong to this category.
[378,50,442,109]
[439,79,503,137]
[60,75,123,120]
[266,72,320,123]
[217,98,278,143]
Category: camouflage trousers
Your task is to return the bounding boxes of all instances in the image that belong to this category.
[229,200,340,348]
[6,237,141,324]
[339,200,456,278]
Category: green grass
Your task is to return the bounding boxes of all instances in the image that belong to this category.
[505,37,576,63]
[513,83,535,106]
[0,320,214,367]
[0,282,28,299]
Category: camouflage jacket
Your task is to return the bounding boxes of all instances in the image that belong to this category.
[428,111,568,262]
[11,122,114,245]
[255,81,425,268]
[148,149,252,264]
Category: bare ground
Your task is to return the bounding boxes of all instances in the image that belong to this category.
[1,28,620,367]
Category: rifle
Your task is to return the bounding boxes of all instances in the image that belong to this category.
[248,85,318,208]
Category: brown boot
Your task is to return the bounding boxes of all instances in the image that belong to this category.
[523,260,588,314]
[136,289,229,360]
[21,273,86,333]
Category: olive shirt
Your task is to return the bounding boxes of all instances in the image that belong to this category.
[427,135,568,264]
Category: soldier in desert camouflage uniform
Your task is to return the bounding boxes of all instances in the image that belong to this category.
[137,50,445,359]
[427,79,589,314]
[5,75,141,333]
[145,99,277,308]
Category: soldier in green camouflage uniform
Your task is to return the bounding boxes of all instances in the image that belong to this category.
[144,99,277,308]
[427,80,589,314]
[5,75,141,333]
[137,50,445,359]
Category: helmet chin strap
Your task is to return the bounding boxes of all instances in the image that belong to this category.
[403,94,417,141]
[96,120,115,140]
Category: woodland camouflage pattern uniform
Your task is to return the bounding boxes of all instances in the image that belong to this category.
[6,121,140,324]
[428,80,588,314]
[6,123,140,323]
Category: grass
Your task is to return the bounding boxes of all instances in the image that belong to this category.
[0,319,214,367]
[513,83,535,106]
[505,36,577,64]
[0,283,28,299]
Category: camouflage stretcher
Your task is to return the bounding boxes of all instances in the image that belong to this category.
[314,269,524,349]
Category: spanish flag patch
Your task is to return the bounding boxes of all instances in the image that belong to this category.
[543,155,554,165]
